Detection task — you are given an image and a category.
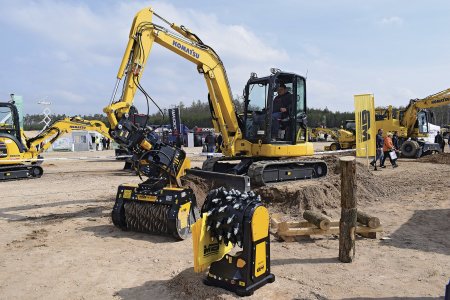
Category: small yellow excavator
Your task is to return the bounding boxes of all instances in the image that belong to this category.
[309,127,338,142]
[325,120,357,151]
[0,100,110,180]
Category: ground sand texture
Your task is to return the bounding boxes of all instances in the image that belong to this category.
[0,143,449,299]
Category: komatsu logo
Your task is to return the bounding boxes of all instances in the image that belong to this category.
[172,41,200,59]
[70,125,87,130]
[203,242,219,257]
[431,97,450,105]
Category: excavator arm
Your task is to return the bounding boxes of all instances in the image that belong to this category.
[103,7,241,159]
[401,88,450,135]
[26,117,111,154]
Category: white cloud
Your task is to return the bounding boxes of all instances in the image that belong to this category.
[379,16,404,26]
[0,1,290,114]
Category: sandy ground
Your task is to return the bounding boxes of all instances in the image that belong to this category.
[0,142,449,299]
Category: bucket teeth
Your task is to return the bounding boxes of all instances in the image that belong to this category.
[124,201,171,234]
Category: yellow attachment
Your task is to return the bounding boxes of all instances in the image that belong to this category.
[192,214,233,273]
[139,139,152,151]
[177,202,191,229]
[254,241,267,278]
[251,206,269,242]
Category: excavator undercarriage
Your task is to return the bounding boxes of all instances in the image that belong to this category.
[203,157,327,186]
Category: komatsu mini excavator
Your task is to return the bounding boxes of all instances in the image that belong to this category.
[324,120,357,151]
[104,7,327,238]
[0,100,110,180]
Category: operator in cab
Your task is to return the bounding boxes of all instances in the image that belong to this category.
[272,83,292,140]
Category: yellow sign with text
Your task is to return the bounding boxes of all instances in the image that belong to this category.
[354,94,376,157]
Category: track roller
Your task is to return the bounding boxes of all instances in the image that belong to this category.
[112,184,199,240]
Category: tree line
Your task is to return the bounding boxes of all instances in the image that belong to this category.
[22,100,449,131]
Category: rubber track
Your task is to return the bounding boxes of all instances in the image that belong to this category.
[247,159,327,186]
[124,202,171,234]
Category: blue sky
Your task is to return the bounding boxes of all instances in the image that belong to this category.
[0,0,449,115]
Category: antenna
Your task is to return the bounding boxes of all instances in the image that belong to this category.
[38,100,52,131]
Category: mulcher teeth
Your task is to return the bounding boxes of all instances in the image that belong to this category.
[201,187,261,248]
[124,201,170,234]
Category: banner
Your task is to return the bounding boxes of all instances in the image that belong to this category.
[168,107,181,134]
[354,94,376,157]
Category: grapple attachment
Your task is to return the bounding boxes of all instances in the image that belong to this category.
[112,184,199,240]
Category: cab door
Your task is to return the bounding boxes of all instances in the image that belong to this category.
[293,76,307,144]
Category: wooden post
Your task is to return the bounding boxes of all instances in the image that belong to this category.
[339,156,357,263]
[303,210,331,230]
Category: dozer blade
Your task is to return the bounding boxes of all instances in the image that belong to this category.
[186,169,250,192]
[112,184,199,240]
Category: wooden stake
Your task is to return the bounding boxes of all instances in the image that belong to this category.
[339,156,357,263]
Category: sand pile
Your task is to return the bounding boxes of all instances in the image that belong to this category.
[183,156,392,218]
[255,156,389,217]
[417,152,450,164]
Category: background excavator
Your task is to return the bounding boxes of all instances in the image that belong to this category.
[375,88,450,157]
[327,89,450,157]
[309,127,338,142]
[324,120,357,151]
[0,100,110,180]
[103,7,327,238]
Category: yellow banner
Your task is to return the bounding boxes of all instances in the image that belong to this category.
[354,94,376,157]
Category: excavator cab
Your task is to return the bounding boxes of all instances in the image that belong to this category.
[0,102,26,157]
[243,70,307,144]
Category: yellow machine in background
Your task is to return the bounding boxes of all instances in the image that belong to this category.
[324,120,357,151]
[0,101,110,180]
[328,88,450,157]
[374,88,450,157]
[309,127,338,142]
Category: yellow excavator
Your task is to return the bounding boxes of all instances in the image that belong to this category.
[0,100,110,180]
[341,88,450,157]
[103,7,327,238]
[324,120,357,151]
[309,127,338,142]
[375,88,450,157]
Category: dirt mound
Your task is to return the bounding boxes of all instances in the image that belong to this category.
[256,156,389,217]
[183,156,392,218]
[166,268,229,299]
[417,152,450,164]
[182,175,215,208]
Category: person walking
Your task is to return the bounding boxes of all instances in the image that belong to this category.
[434,132,445,152]
[101,137,107,151]
[205,133,215,152]
[370,129,384,170]
[381,132,398,168]
[392,131,399,149]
